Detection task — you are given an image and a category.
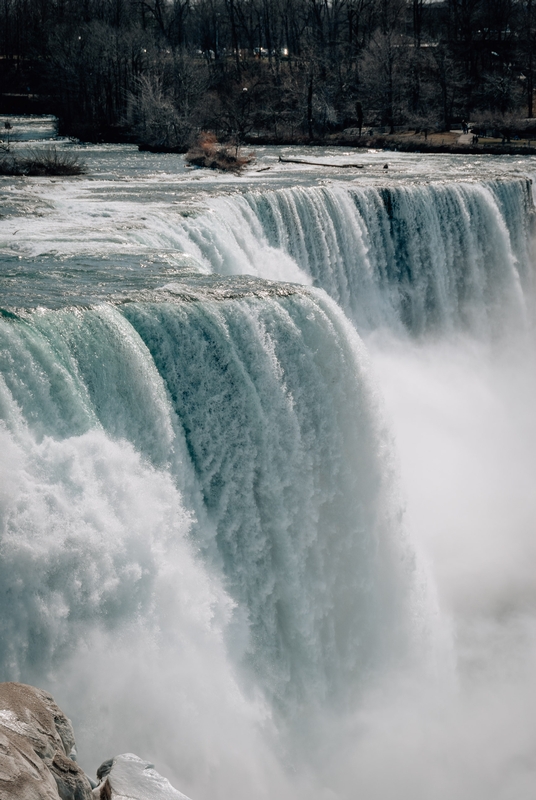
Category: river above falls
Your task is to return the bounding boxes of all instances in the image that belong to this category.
[2,132,536,314]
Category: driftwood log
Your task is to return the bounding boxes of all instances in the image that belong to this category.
[278,156,364,168]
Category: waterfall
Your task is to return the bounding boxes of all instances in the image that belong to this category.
[140,178,533,335]
[0,283,416,794]
[1,151,535,799]
[121,288,414,715]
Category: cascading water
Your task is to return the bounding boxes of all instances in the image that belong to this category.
[121,288,415,716]
[137,178,534,335]
[1,130,535,799]
[0,281,417,797]
[0,289,410,680]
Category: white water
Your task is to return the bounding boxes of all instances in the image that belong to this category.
[1,127,536,799]
[133,179,531,336]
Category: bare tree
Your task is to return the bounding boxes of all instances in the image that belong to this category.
[126,73,192,148]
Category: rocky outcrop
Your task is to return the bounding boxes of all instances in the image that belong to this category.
[0,682,93,800]
[92,754,192,800]
[0,684,192,800]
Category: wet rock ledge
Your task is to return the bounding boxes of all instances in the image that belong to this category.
[0,682,191,800]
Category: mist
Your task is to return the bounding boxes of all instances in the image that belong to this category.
[334,329,536,800]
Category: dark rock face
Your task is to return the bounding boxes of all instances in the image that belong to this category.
[0,682,93,800]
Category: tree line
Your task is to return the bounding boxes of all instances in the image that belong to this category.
[1,0,536,144]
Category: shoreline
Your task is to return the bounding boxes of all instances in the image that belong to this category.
[4,110,536,157]
[138,132,536,157]
[243,131,536,156]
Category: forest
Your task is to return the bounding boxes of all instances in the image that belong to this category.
[1,0,536,145]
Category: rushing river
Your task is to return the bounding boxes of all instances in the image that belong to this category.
[1,119,535,800]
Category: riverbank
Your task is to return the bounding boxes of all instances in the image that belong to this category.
[4,109,536,157]
[135,128,536,156]
[245,128,536,155]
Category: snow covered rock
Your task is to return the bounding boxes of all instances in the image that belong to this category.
[0,682,93,800]
[92,754,192,800]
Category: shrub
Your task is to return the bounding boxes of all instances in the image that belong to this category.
[0,146,87,176]
[185,132,255,173]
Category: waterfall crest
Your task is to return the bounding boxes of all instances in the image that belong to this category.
[145,178,533,335]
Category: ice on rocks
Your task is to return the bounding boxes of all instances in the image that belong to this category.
[93,754,192,800]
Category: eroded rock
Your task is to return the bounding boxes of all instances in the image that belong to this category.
[0,682,93,800]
